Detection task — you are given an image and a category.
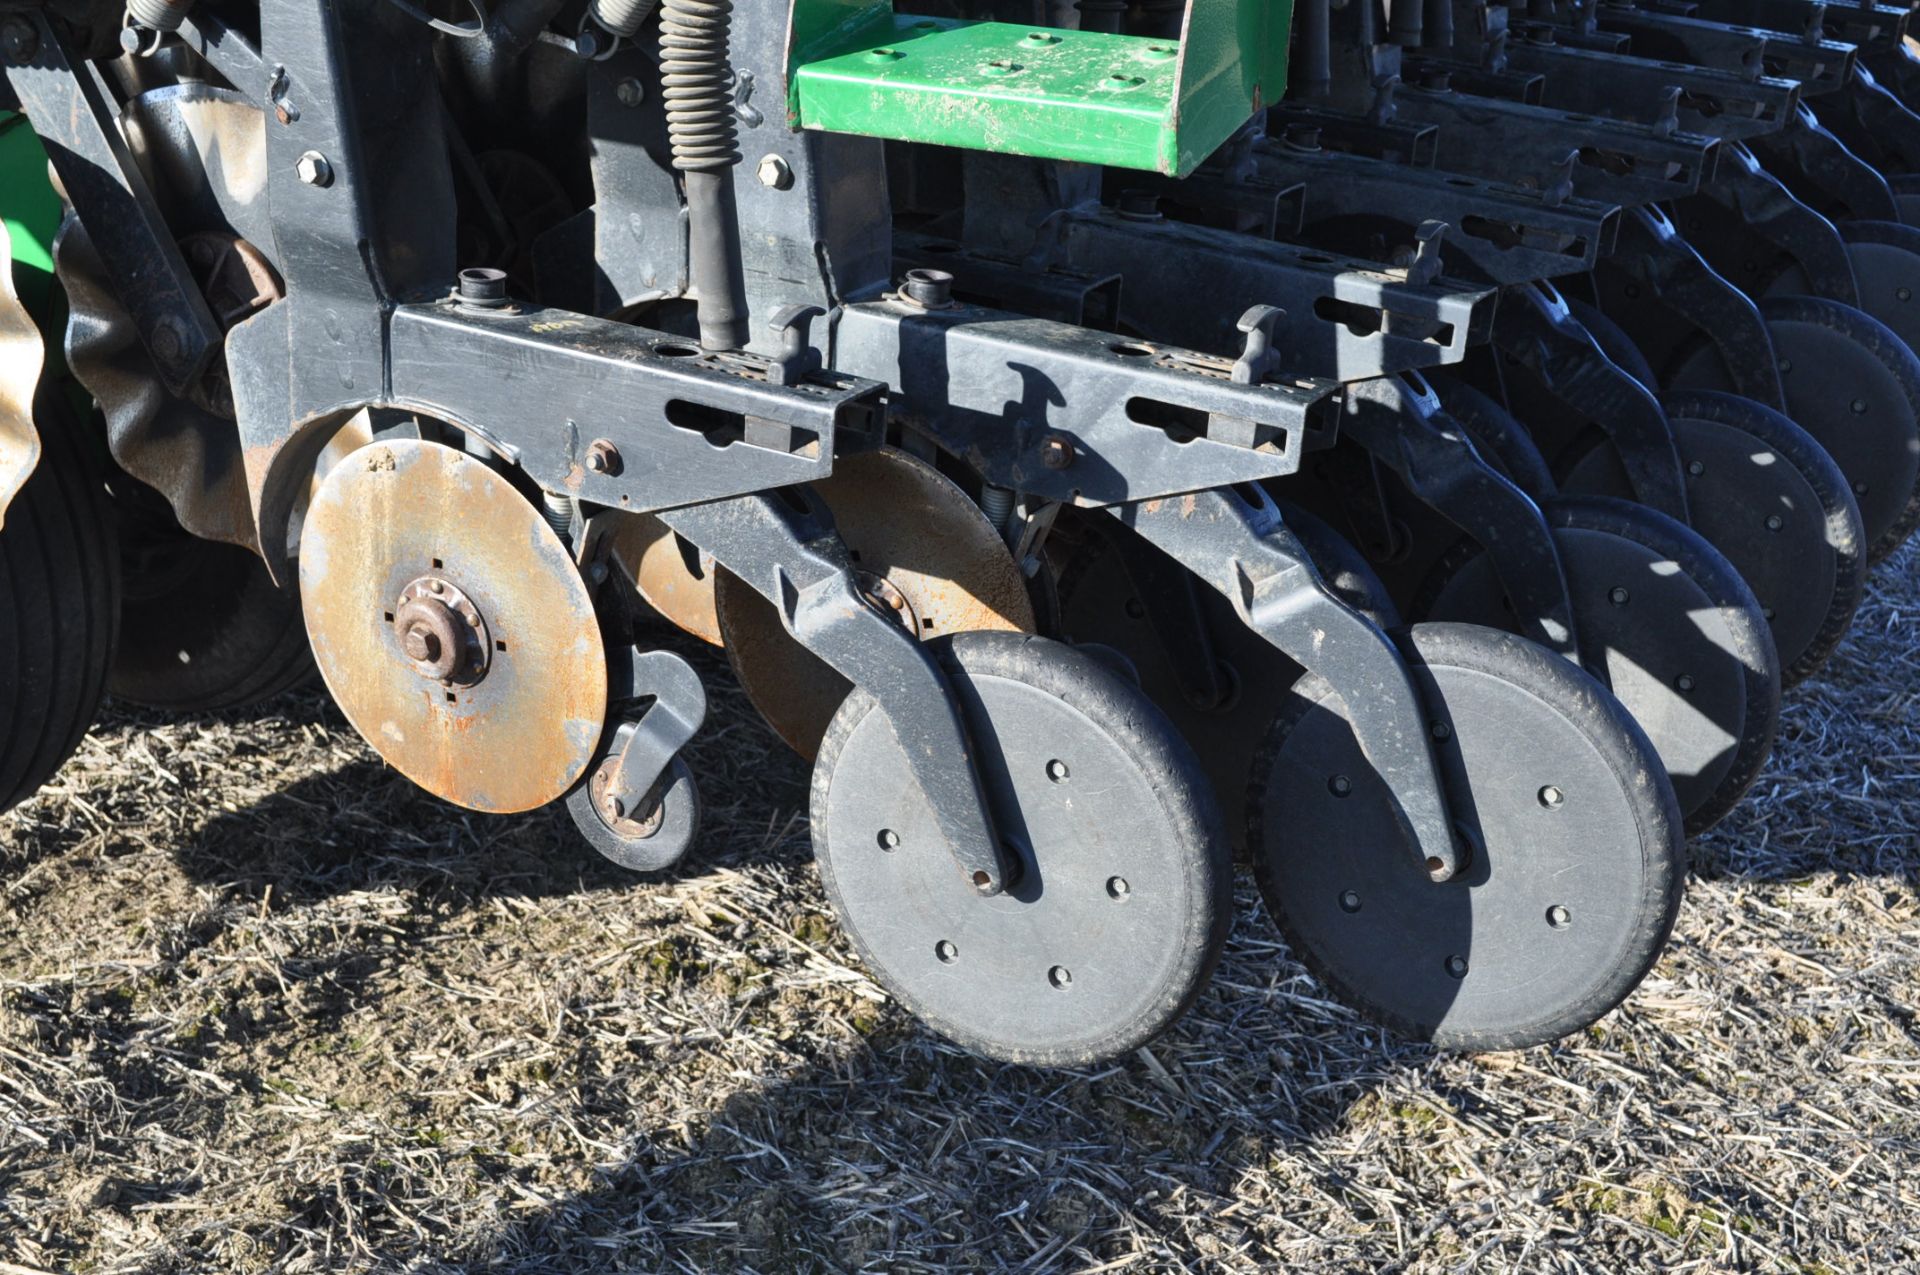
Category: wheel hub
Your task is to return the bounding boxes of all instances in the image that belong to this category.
[392,575,490,684]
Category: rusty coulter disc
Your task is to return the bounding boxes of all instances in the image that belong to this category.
[713,447,1036,759]
[299,439,606,813]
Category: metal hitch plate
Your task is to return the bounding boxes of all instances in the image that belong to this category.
[299,439,607,813]
[1251,623,1685,1051]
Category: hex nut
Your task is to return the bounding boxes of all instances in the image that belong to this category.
[615,77,644,107]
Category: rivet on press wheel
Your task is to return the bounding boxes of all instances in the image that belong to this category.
[1339,890,1361,914]
[877,828,899,851]
[1430,721,1451,740]
[1045,758,1070,783]
[1851,399,1869,415]
[1675,673,1696,692]
[1608,586,1630,606]
[1445,955,1469,979]
[1328,774,1352,797]
[1546,905,1572,930]
[1778,358,1792,374]
[935,940,958,964]
[1106,876,1130,901]
[1538,784,1564,809]
[1048,966,1074,990]
[1900,287,1913,302]
[1687,460,1705,477]
[1764,514,1784,532]
[1854,481,1870,496]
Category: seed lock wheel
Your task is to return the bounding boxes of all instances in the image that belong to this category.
[1251,623,1686,1051]
[716,447,1035,759]
[811,632,1232,1066]
[1417,496,1780,836]
[299,438,607,813]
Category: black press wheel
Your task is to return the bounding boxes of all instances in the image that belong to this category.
[1561,390,1865,688]
[810,631,1232,1066]
[0,396,119,814]
[1417,495,1781,837]
[1250,622,1686,1051]
[107,475,313,712]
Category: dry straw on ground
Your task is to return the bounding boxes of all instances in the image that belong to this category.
[2,543,1916,1273]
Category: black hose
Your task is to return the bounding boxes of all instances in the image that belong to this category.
[661,0,749,350]
[1299,0,1331,100]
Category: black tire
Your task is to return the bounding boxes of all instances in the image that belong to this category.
[1675,294,1920,561]
[107,477,313,712]
[1249,622,1685,1051]
[1417,495,1781,837]
[811,631,1232,1066]
[1,394,119,814]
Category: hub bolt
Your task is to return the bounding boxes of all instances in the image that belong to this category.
[586,438,623,476]
[756,154,794,190]
[294,150,333,188]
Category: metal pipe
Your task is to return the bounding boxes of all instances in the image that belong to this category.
[1387,0,1423,48]
[1300,0,1331,100]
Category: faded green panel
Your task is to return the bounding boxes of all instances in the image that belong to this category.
[795,18,1182,170]
[788,0,1290,176]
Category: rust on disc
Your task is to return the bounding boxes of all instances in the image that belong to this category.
[609,512,724,646]
[714,446,1036,759]
[300,439,606,813]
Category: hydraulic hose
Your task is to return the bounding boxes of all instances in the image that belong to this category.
[661,0,750,350]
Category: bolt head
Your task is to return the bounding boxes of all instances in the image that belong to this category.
[756,154,794,190]
[2,19,37,63]
[615,77,645,107]
[294,150,333,188]
[1040,434,1075,470]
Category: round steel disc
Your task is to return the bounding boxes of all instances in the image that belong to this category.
[1419,497,1777,835]
[813,631,1230,1065]
[300,439,606,813]
[608,512,723,646]
[717,447,1035,758]
[1560,393,1863,687]
[1252,623,1685,1050]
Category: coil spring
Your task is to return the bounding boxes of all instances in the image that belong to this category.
[589,0,658,38]
[127,0,192,33]
[979,485,1014,535]
[659,0,738,172]
[541,492,574,544]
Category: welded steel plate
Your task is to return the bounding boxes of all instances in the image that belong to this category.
[718,447,1035,758]
[300,440,606,813]
[1252,623,1684,1050]
[812,632,1229,1065]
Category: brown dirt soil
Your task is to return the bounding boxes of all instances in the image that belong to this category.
[2,544,1916,1273]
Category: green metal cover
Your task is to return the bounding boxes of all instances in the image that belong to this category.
[0,111,60,320]
[787,0,1290,177]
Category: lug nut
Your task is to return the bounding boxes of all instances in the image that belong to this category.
[586,438,623,476]
[294,150,333,188]
[1040,434,1075,470]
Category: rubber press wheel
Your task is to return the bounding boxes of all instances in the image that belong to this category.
[107,474,313,712]
[1249,623,1685,1051]
[1671,294,1920,562]
[1417,496,1780,836]
[810,631,1232,1066]
[0,397,120,814]
[1560,391,1865,688]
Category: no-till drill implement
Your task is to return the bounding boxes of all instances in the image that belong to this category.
[2,0,1917,1063]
